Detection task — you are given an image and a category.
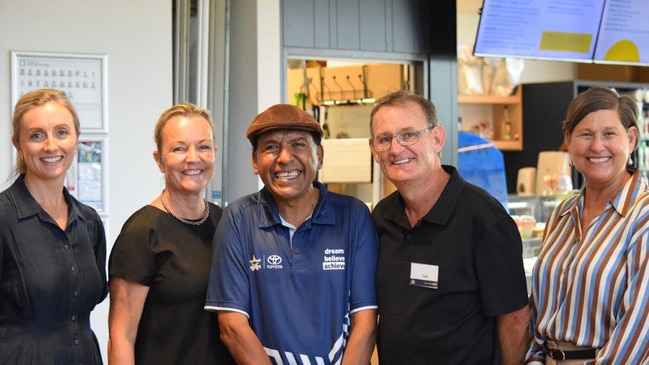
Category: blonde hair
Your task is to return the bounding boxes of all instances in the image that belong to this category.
[11,88,80,175]
[153,103,215,153]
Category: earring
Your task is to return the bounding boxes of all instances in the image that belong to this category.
[628,156,633,166]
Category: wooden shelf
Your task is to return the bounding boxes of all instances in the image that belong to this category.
[458,94,520,105]
[458,86,523,151]
[492,139,523,151]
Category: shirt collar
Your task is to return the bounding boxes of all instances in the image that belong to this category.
[257,181,336,228]
[388,165,461,229]
[9,174,83,225]
[559,168,646,218]
[11,174,44,219]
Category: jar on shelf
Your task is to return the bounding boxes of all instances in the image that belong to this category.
[501,106,511,140]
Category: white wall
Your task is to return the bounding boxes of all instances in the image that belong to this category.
[0,0,172,362]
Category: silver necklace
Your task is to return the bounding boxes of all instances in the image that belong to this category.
[160,189,209,226]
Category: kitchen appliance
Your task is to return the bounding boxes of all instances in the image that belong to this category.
[536,151,571,195]
[516,167,536,196]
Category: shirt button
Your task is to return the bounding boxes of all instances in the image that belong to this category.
[295,248,301,254]
[64,244,69,250]
[74,339,80,345]
[406,234,412,240]
[71,266,76,272]
[71,315,77,321]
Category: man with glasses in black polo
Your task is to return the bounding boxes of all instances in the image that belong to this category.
[369,90,530,365]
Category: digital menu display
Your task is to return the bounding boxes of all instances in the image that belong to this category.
[474,0,605,62]
[594,0,649,65]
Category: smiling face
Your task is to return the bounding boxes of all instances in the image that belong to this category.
[153,115,216,195]
[12,102,79,184]
[252,129,323,204]
[565,108,637,190]
[370,100,445,186]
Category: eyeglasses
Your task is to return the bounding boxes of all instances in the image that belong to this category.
[371,127,432,151]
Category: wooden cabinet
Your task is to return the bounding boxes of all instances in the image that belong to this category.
[286,62,406,208]
[287,63,404,108]
[283,0,430,54]
[458,86,523,151]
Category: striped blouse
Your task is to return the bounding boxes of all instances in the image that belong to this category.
[525,169,649,364]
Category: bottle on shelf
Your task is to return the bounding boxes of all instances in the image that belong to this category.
[501,106,512,140]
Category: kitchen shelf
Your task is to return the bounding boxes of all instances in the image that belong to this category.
[458,86,523,151]
[493,139,522,151]
[458,94,520,105]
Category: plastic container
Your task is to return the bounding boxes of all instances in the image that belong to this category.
[512,215,536,240]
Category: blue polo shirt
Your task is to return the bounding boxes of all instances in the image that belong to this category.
[205,182,378,365]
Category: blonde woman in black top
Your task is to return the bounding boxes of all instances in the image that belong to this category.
[108,103,233,364]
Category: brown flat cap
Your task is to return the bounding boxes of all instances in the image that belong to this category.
[246,104,323,144]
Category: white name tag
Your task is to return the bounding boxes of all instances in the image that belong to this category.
[409,262,439,289]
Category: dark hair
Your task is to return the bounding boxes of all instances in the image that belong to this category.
[153,103,215,153]
[369,90,438,136]
[563,87,639,139]
[12,88,80,175]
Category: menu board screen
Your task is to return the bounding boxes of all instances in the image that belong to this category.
[474,0,605,62]
[593,0,649,65]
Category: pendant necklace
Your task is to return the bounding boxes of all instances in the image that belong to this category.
[160,189,209,226]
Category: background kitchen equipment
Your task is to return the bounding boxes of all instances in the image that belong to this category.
[286,60,412,208]
[516,167,536,196]
[536,151,572,195]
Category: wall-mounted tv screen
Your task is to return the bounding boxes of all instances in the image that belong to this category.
[474,0,649,66]
[593,0,649,66]
[473,0,605,63]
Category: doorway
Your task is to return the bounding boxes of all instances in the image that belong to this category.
[286,58,422,208]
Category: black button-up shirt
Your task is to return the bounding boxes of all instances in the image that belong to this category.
[0,175,107,365]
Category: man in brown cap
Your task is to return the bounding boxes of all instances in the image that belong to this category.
[205,104,379,365]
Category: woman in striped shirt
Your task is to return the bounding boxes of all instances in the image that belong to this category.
[525,86,649,364]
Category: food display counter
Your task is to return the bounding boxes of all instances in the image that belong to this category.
[522,237,541,294]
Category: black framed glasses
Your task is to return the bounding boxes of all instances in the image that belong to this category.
[371,127,432,151]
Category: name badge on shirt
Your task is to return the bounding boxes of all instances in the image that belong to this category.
[409,262,439,289]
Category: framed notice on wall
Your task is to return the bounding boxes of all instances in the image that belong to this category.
[11,51,108,132]
[66,135,108,214]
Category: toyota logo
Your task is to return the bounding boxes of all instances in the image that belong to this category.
[267,255,282,265]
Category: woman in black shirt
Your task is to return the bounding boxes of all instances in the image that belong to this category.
[0,88,107,365]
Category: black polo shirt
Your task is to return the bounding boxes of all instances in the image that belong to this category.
[373,165,529,365]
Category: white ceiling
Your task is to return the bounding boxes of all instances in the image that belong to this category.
[457,0,483,14]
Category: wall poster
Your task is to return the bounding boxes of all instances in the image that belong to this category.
[66,135,108,214]
[11,51,108,132]
[11,51,109,215]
